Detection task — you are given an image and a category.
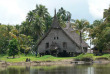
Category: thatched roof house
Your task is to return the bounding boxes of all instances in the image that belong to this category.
[37,10,89,57]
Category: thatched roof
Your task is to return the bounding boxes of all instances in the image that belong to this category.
[63,28,89,47]
[37,10,89,48]
[51,9,61,28]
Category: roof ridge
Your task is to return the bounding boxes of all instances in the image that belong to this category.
[51,9,61,28]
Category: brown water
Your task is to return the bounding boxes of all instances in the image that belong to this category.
[0,64,110,74]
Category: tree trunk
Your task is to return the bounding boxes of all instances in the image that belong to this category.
[90,38,91,49]
[24,49,25,56]
[13,55,15,58]
[80,31,83,53]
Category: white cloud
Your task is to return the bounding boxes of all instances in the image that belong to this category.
[0,0,96,25]
[88,0,110,19]
[0,0,85,25]
[36,0,82,16]
[0,0,25,25]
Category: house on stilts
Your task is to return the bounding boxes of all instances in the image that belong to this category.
[37,10,89,57]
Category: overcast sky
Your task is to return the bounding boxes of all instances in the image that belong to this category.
[0,0,110,25]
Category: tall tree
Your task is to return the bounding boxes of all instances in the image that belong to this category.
[0,25,13,54]
[103,7,110,23]
[57,7,71,27]
[20,4,52,42]
[73,19,89,52]
[8,38,19,58]
[88,6,110,53]
[36,4,49,18]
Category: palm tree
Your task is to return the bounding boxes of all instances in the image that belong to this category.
[73,19,89,53]
[44,15,52,32]
[36,4,51,32]
[20,21,31,36]
[26,11,34,24]
[103,7,110,23]
[57,7,71,27]
[36,4,49,18]
[32,15,45,41]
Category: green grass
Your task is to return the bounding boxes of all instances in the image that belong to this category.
[1,54,110,62]
[102,54,110,57]
[75,53,110,61]
[94,54,110,60]
[75,53,94,60]
[0,55,74,62]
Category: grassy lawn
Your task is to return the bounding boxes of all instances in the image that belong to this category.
[0,55,74,62]
[0,54,110,62]
[75,53,110,60]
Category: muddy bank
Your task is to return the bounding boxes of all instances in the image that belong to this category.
[0,60,73,67]
[0,58,110,67]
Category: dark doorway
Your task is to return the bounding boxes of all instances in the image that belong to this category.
[58,50,69,57]
[45,51,50,55]
[50,49,58,56]
[63,42,67,48]
[46,43,49,48]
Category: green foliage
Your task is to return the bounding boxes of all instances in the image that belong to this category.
[75,54,110,61]
[0,55,73,62]
[74,19,89,41]
[0,25,13,54]
[88,7,110,53]
[75,53,94,60]
[37,53,40,57]
[102,54,110,58]
[20,4,52,41]
[57,7,71,27]
[89,18,110,52]
[8,38,19,58]
[104,8,110,23]
[71,19,89,53]
[19,34,33,55]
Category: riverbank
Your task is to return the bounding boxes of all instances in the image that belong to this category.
[0,54,110,66]
[0,59,74,66]
[0,58,110,67]
[0,55,75,66]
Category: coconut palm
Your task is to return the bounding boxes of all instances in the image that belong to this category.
[35,4,51,32]
[73,19,89,53]
[26,11,34,24]
[22,4,51,41]
[36,4,49,18]
[31,15,45,41]
[57,7,71,27]
[103,7,110,23]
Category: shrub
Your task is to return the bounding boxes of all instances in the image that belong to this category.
[75,53,94,61]
[8,38,19,58]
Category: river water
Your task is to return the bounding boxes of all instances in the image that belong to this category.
[0,64,110,74]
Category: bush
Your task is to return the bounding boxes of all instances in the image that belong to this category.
[75,53,94,61]
[8,38,19,58]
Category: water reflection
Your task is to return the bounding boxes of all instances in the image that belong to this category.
[0,64,110,74]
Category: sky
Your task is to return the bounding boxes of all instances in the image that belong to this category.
[0,0,110,25]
